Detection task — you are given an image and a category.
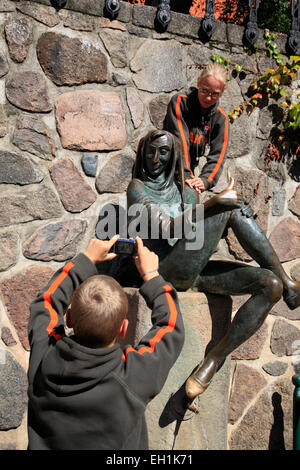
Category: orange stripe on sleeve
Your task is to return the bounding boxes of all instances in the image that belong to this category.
[207,107,229,182]
[123,284,178,362]
[175,94,191,173]
[44,262,74,339]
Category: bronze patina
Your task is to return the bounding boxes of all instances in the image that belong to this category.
[127,129,300,403]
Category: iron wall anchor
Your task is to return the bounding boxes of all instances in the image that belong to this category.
[105,0,121,19]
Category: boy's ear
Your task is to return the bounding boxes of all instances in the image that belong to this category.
[118,318,128,339]
[66,307,72,328]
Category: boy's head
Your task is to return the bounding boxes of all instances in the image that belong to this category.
[66,275,128,348]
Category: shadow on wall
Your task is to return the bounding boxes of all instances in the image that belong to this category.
[269,392,285,450]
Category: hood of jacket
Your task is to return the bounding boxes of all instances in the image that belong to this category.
[40,336,123,396]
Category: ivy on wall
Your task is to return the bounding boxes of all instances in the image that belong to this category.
[210,30,299,179]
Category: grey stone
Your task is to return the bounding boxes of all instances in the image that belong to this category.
[1,327,17,347]
[0,350,28,430]
[81,153,98,177]
[0,150,44,185]
[126,87,144,129]
[0,51,9,78]
[23,219,88,262]
[272,187,286,216]
[95,154,135,194]
[290,262,300,282]
[270,319,300,357]
[0,104,8,137]
[6,71,52,113]
[0,186,63,228]
[262,361,288,376]
[12,113,56,160]
[16,1,60,27]
[130,39,184,92]
[37,32,108,86]
[148,95,169,129]
[59,9,95,31]
[4,16,33,63]
[100,29,129,68]
[288,187,300,217]
[0,232,19,272]
[0,1,15,12]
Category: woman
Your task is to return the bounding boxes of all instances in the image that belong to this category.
[127,129,300,400]
[164,63,229,194]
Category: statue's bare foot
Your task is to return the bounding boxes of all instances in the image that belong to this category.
[185,357,217,399]
[284,279,300,310]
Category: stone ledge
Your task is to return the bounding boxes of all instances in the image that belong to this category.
[119,289,232,450]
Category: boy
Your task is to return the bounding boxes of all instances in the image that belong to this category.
[27,236,184,450]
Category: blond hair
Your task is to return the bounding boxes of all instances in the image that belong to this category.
[198,63,228,89]
[70,275,128,348]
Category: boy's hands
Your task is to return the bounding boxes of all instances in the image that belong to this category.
[134,237,159,282]
[84,235,119,264]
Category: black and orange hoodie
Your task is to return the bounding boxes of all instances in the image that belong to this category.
[27,253,184,450]
[164,87,230,190]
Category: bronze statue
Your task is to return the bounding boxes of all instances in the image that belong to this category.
[127,129,300,401]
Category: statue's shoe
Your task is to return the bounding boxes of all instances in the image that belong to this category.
[185,358,216,399]
[283,280,300,310]
[185,374,211,399]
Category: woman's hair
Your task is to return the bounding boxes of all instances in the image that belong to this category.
[70,275,128,348]
[198,63,228,88]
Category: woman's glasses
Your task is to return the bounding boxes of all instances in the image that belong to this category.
[198,88,220,99]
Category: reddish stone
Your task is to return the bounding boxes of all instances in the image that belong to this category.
[49,157,97,212]
[228,363,267,424]
[268,217,300,262]
[0,265,55,350]
[55,90,126,151]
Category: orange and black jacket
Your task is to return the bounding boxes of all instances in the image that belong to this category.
[164,87,230,190]
[27,253,184,450]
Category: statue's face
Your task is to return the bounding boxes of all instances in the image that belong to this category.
[145,134,172,177]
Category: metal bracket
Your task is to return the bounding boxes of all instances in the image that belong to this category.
[50,0,67,11]
[201,0,216,38]
[156,0,171,30]
[245,0,259,45]
[105,0,121,19]
[288,0,300,53]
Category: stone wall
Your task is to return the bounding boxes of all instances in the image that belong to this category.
[0,0,299,450]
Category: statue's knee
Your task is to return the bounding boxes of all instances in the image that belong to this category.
[266,274,283,303]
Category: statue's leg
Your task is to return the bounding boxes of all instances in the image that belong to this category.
[159,209,231,290]
[229,205,300,310]
[185,261,283,399]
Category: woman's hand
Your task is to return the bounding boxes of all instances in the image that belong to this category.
[185,177,205,194]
